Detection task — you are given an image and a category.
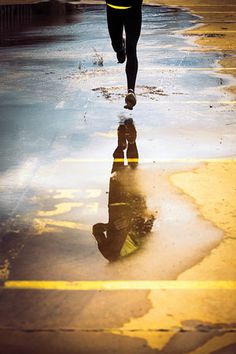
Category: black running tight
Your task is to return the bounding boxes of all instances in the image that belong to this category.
[106,3,142,91]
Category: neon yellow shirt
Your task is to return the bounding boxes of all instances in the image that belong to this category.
[107,3,131,9]
[120,234,138,257]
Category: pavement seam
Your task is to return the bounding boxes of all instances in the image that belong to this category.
[0,327,235,333]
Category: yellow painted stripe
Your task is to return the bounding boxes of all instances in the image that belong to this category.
[61,158,236,164]
[113,158,138,162]
[3,280,236,291]
[113,158,236,163]
[107,3,131,9]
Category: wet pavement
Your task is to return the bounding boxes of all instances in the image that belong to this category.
[0,3,236,353]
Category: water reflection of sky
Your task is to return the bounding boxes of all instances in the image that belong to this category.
[0,5,235,203]
[0,4,235,282]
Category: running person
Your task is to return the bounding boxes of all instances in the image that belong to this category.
[106,0,143,110]
[92,119,156,262]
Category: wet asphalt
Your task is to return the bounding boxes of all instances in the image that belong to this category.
[0,4,236,353]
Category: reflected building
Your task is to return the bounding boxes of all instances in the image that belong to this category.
[0,0,81,44]
[0,3,33,33]
[93,119,157,262]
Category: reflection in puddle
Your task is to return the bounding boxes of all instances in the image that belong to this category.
[93,119,157,261]
[32,188,99,235]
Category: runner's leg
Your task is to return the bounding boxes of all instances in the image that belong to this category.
[124,4,142,91]
[106,6,124,54]
[127,142,139,169]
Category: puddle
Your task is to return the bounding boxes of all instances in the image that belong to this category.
[0,4,235,282]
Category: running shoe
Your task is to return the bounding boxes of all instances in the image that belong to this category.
[124,89,137,110]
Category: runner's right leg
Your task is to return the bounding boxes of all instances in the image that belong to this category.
[124,4,142,92]
[111,123,126,173]
[126,119,138,168]
[106,6,125,63]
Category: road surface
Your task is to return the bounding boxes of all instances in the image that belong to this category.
[0,4,236,353]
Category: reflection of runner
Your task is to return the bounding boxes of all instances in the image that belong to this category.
[92,119,156,262]
[106,0,143,110]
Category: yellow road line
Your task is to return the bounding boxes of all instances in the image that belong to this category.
[113,158,235,163]
[3,280,236,291]
[61,158,236,164]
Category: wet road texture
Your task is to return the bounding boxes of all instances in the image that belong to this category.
[0,3,236,354]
